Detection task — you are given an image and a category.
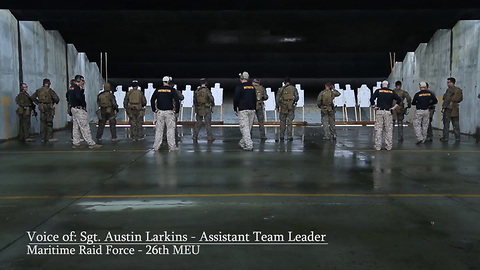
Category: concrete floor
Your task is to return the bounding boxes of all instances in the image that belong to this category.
[0,124,479,270]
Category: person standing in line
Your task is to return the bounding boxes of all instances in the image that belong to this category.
[317,82,340,140]
[192,78,215,142]
[412,82,438,144]
[124,80,147,141]
[275,77,298,141]
[68,75,102,149]
[425,82,436,142]
[151,76,181,152]
[95,83,119,143]
[31,78,60,143]
[169,77,184,143]
[252,78,268,140]
[392,81,412,141]
[370,80,402,151]
[440,77,463,142]
[15,83,36,142]
[233,71,257,151]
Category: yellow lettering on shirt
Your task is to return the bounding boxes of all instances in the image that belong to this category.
[419,93,431,97]
[379,90,393,93]
[243,86,255,90]
[157,89,171,93]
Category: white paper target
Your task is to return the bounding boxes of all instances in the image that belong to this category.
[114,85,125,108]
[357,84,372,108]
[295,84,304,108]
[145,83,155,106]
[211,83,223,106]
[182,85,194,108]
[344,84,356,107]
[264,87,276,111]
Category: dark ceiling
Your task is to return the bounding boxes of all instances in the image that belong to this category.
[3,1,480,82]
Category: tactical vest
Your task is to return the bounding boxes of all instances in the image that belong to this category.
[196,88,210,105]
[37,87,52,103]
[128,90,143,107]
[99,92,113,107]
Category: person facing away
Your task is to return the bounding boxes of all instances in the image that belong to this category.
[233,71,257,151]
[275,77,299,141]
[412,81,438,144]
[31,78,60,143]
[95,83,119,143]
[252,78,268,140]
[391,80,412,141]
[193,78,215,142]
[370,80,402,151]
[124,80,147,141]
[317,82,340,140]
[151,76,181,152]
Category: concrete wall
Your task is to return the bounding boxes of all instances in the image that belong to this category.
[19,21,69,132]
[451,21,480,135]
[388,21,480,135]
[0,10,20,140]
[0,10,103,140]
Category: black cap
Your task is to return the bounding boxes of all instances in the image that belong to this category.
[74,75,84,82]
[283,77,291,83]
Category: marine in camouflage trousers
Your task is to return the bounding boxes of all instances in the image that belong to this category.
[193,110,213,140]
[17,110,32,141]
[374,110,393,150]
[153,110,177,151]
[128,108,144,140]
[426,108,435,140]
[96,108,117,140]
[279,110,295,140]
[442,109,460,141]
[255,108,266,139]
[393,111,406,141]
[71,107,96,146]
[321,110,336,139]
[238,110,255,150]
[39,105,55,142]
[413,109,429,142]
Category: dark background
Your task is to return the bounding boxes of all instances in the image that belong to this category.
[3,0,480,96]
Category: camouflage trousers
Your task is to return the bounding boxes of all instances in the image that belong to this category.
[279,109,295,139]
[321,110,336,139]
[238,110,255,150]
[153,110,177,151]
[39,108,55,142]
[427,108,435,139]
[71,107,96,146]
[18,113,31,141]
[413,109,429,142]
[193,111,213,139]
[393,113,405,140]
[255,108,266,139]
[128,109,144,140]
[442,109,460,140]
[374,110,393,150]
[96,108,117,140]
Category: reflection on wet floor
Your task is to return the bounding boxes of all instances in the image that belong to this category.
[0,125,479,269]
